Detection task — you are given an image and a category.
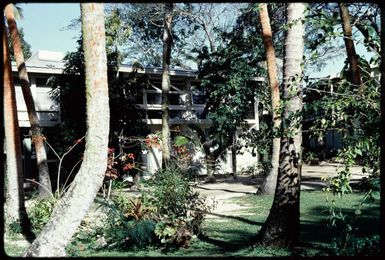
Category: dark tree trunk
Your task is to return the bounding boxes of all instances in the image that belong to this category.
[161,3,173,167]
[231,132,237,179]
[339,3,364,94]
[3,25,34,240]
[257,3,281,195]
[5,4,52,198]
[257,3,305,248]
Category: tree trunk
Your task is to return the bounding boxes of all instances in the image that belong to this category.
[257,3,281,195]
[231,132,237,179]
[5,4,52,198]
[23,3,110,256]
[339,3,364,94]
[205,153,216,182]
[161,3,173,167]
[257,3,305,247]
[3,26,34,239]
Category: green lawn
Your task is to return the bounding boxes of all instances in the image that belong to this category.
[4,190,380,257]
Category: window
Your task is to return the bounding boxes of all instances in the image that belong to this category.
[12,76,20,86]
[35,77,48,87]
[35,88,57,111]
[170,110,183,120]
[246,102,255,119]
[170,93,182,105]
[147,110,162,119]
[194,110,207,119]
[147,92,161,105]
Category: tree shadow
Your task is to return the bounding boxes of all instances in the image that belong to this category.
[197,230,254,253]
[195,185,256,195]
[301,205,381,245]
[206,212,264,225]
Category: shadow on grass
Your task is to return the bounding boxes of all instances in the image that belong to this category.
[206,212,264,225]
[301,205,381,245]
[301,176,327,190]
[197,231,254,253]
[196,185,256,195]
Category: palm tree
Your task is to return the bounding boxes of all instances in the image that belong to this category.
[3,24,34,239]
[24,3,110,256]
[161,3,173,167]
[257,2,306,247]
[257,3,281,195]
[339,3,364,94]
[5,3,52,198]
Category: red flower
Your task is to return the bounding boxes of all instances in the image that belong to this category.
[127,153,135,160]
[123,163,135,172]
[108,147,115,154]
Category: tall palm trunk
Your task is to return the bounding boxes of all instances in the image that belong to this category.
[161,3,173,167]
[3,26,34,239]
[257,3,305,247]
[24,3,110,256]
[5,4,52,198]
[339,3,364,95]
[257,3,281,195]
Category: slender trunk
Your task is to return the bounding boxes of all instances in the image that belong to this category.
[205,153,216,182]
[24,3,110,256]
[161,3,173,166]
[257,3,281,195]
[4,25,34,240]
[231,133,237,179]
[5,4,52,198]
[257,3,305,247]
[339,3,364,94]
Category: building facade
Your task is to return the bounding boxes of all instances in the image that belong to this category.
[11,51,262,178]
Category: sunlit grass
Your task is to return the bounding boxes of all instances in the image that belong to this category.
[4,190,380,257]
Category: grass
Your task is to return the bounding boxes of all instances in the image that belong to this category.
[4,190,380,257]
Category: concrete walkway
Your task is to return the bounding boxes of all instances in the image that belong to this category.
[194,162,365,217]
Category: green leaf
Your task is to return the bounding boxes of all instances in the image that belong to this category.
[173,135,190,146]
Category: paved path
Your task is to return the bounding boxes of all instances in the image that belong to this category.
[194,162,365,218]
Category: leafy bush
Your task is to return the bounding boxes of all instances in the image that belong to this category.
[140,163,214,247]
[332,235,380,256]
[102,162,214,250]
[29,197,57,233]
[303,151,319,165]
[143,164,192,218]
[102,201,156,249]
[127,220,157,246]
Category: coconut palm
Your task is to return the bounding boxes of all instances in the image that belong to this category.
[257,2,306,247]
[257,3,281,195]
[5,3,52,198]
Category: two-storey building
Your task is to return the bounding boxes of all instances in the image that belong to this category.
[12,51,262,178]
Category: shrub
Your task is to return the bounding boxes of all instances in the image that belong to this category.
[140,162,214,247]
[29,197,57,233]
[102,162,214,249]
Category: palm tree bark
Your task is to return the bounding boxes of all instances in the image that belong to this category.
[339,3,364,94]
[257,3,305,247]
[257,3,281,195]
[24,3,110,256]
[5,4,52,198]
[161,3,173,166]
[3,26,34,239]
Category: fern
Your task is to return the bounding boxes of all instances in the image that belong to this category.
[127,220,156,246]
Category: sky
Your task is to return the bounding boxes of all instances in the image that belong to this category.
[17,3,80,55]
[15,3,374,78]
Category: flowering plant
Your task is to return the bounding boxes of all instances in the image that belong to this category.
[145,132,161,149]
[122,153,135,172]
